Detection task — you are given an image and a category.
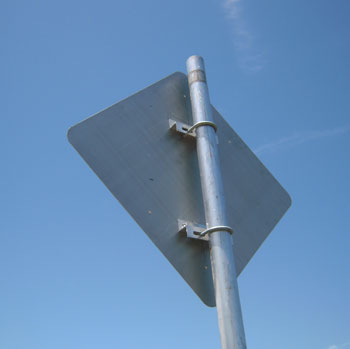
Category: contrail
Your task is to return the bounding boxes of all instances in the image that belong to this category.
[254,125,349,155]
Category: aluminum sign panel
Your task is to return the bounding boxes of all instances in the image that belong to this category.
[68,72,291,306]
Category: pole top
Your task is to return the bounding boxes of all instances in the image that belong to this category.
[186,55,205,73]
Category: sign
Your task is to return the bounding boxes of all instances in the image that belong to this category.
[68,72,291,306]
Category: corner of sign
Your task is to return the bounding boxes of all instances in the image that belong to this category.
[287,193,292,209]
[202,296,216,308]
[66,125,76,145]
[285,190,292,210]
[173,71,187,79]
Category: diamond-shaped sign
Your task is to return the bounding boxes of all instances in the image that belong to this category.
[68,72,291,306]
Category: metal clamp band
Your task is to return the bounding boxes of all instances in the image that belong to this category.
[188,69,207,85]
[199,225,233,238]
[187,121,217,134]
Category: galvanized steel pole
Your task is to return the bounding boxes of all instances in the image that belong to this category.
[186,55,247,349]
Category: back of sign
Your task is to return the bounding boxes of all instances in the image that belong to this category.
[68,72,291,306]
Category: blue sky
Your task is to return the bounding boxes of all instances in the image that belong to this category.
[2,0,349,348]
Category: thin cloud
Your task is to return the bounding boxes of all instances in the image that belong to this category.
[222,0,265,72]
[223,0,241,19]
[329,343,350,349]
[254,125,349,155]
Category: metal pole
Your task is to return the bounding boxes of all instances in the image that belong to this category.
[186,55,247,349]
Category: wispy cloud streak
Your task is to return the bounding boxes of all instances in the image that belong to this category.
[254,125,349,155]
[222,0,265,72]
[329,343,350,349]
